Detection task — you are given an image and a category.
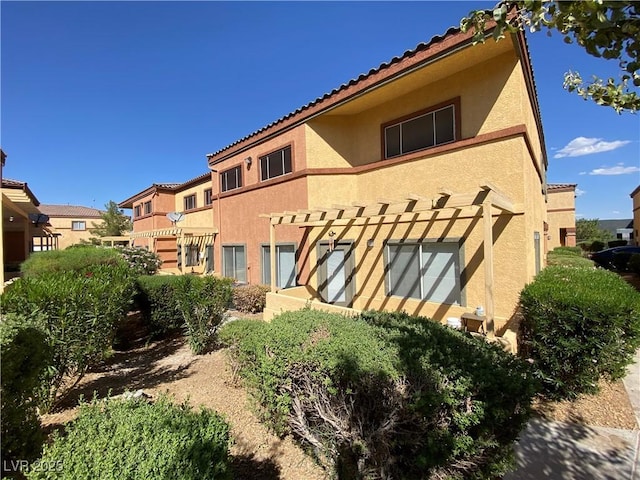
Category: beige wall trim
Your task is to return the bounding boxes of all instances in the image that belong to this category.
[547,207,575,213]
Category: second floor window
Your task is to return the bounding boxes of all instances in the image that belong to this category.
[143,201,152,215]
[204,188,213,205]
[221,166,242,192]
[384,104,455,159]
[184,194,196,211]
[71,221,86,231]
[260,145,292,181]
[134,205,141,218]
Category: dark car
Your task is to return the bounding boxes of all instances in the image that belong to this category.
[590,246,640,270]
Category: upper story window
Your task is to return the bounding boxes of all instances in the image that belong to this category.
[260,145,292,181]
[134,205,141,218]
[184,194,196,211]
[204,188,213,205]
[221,166,242,192]
[71,221,86,231]
[143,201,152,215]
[384,104,456,159]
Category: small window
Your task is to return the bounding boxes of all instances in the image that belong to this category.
[386,241,462,305]
[134,205,141,218]
[185,245,199,267]
[262,244,296,288]
[384,104,455,159]
[260,145,292,181]
[184,194,196,211]
[71,221,86,231]
[222,245,246,282]
[221,166,242,192]
[143,201,152,215]
[204,188,213,205]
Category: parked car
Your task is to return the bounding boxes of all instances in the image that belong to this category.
[590,246,640,271]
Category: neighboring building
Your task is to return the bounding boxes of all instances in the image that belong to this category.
[1,176,53,275]
[199,23,549,343]
[119,173,216,273]
[597,218,634,244]
[632,186,640,246]
[546,184,576,249]
[38,204,104,250]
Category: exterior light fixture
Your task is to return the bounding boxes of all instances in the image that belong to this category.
[244,157,252,167]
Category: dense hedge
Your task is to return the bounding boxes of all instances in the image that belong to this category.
[220,309,537,479]
[1,264,135,408]
[20,246,123,277]
[232,284,270,313]
[174,276,233,354]
[546,246,594,268]
[28,395,231,480]
[1,313,52,472]
[114,246,162,276]
[136,275,183,335]
[519,265,640,399]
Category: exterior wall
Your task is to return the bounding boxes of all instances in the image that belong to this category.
[547,188,576,249]
[130,191,176,268]
[46,216,103,249]
[632,186,640,246]
[174,181,214,226]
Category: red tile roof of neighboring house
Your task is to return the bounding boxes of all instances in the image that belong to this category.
[1,177,40,205]
[39,204,104,218]
[206,24,545,168]
[118,173,211,208]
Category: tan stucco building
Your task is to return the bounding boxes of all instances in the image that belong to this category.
[546,184,576,249]
[120,24,551,348]
[38,205,104,250]
[119,173,216,273]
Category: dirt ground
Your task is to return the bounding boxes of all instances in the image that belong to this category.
[42,278,640,478]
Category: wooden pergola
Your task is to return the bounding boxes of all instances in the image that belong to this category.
[260,183,521,337]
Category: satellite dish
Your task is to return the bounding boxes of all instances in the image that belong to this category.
[29,213,50,225]
[166,212,185,224]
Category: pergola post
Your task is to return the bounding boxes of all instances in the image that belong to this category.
[179,229,185,273]
[269,220,277,292]
[482,196,495,338]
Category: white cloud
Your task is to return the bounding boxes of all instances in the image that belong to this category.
[553,137,630,158]
[578,171,587,175]
[588,165,640,175]
[612,210,620,214]
[576,213,585,219]
[575,188,586,196]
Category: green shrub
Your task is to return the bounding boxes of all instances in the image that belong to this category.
[1,313,52,472]
[607,239,628,248]
[115,246,162,276]
[232,284,270,313]
[20,246,123,277]
[550,246,583,256]
[628,253,640,274]
[175,276,233,354]
[136,275,183,335]
[519,265,640,400]
[1,264,135,408]
[547,248,594,268]
[221,310,537,479]
[28,395,231,480]
[589,240,605,252]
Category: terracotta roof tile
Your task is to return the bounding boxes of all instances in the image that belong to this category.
[547,183,577,190]
[39,204,104,218]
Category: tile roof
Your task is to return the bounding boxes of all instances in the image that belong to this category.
[118,173,211,208]
[548,183,577,190]
[39,204,104,218]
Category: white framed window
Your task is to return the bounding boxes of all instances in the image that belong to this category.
[222,245,246,282]
[262,244,296,288]
[386,240,462,305]
[260,145,292,181]
[134,205,141,218]
[185,245,199,267]
[71,221,86,231]
[144,201,152,215]
[204,188,213,205]
[384,104,455,159]
[221,166,242,192]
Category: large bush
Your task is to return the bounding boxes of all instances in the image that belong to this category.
[175,276,233,354]
[1,264,135,408]
[136,275,183,335]
[232,284,270,313]
[20,246,123,277]
[546,246,594,268]
[221,310,537,479]
[28,395,231,480]
[519,265,640,400]
[1,313,52,472]
[115,246,162,276]
[628,253,640,274]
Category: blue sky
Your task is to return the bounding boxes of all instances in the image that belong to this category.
[2,1,638,219]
